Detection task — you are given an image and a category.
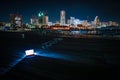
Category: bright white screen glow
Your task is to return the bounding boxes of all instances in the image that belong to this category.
[25,49,35,56]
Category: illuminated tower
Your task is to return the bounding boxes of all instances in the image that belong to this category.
[43,16,49,25]
[10,14,22,28]
[70,17,75,25]
[60,10,66,25]
[38,12,44,25]
[30,16,38,25]
[94,16,100,25]
[94,16,100,28]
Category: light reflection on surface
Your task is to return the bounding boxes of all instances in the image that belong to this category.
[1,54,26,75]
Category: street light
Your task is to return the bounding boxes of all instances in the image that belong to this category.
[25,49,35,56]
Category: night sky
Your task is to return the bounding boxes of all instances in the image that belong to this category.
[0,0,119,23]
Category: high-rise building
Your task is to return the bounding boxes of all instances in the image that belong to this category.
[60,10,66,25]
[67,19,70,24]
[38,12,45,25]
[93,16,100,28]
[43,16,49,25]
[30,16,38,25]
[38,11,49,25]
[10,14,22,28]
[94,16,100,25]
[70,17,75,25]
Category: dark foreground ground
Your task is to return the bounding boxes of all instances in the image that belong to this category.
[0,31,120,80]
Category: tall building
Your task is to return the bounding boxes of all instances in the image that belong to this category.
[43,16,49,25]
[30,16,38,25]
[94,16,100,25]
[93,16,100,28]
[70,17,75,25]
[38,12,45,25]
[67,19,70,24]
[10,14,22,28]
[38,11,49,25]
[60,10,66,25]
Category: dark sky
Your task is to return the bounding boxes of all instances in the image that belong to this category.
[0,0,119,23]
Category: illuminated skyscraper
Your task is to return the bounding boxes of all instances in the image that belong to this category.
[60,10,65,25]
[43,16,49,25]
[38,12,45,25]
[10,14,22,28]
[70,17,75,25]
[30,16,38,25]
[94,16,100,25]
[94,16,100,28]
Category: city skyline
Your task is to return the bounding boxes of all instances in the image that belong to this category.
[0,0,119,23]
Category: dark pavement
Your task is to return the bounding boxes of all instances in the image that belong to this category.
[0,31,120,80]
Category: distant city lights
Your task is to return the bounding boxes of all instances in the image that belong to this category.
[0,10,119,32]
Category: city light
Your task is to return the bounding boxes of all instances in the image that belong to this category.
[41,13,44,16]
[38,12,44,17]
[0,10,119,34]
[38,13,41,17]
